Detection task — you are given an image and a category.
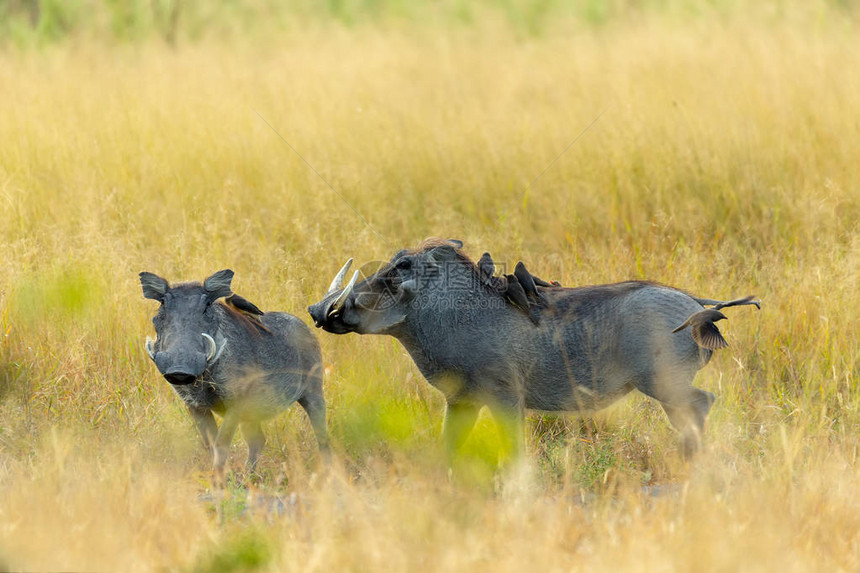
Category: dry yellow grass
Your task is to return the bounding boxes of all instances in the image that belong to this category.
[1,10,860,572]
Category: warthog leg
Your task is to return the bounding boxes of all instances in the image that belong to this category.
[442,401,480,459]
[634,369,716,459]
[658,389,716,459]
[212,412,240,487]
[187,405,217,453]
[298,392,330,455]
[241,421,266,474]
[486,400,526,466]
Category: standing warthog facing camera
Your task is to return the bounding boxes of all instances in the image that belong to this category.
[140,269,328,484]
[308,239,759,462]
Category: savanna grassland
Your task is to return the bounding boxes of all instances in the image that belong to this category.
[1,1,860,571]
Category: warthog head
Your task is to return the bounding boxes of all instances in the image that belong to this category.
[140,270,234,385]
[308,239,481,335]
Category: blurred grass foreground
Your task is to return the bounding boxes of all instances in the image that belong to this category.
[1,0,860,571]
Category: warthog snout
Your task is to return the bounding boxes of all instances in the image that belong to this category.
[148,332,220,385]
[308,258,362,333]
[164,372,197,386]
[307,301,329,328]
[152,348,207,384]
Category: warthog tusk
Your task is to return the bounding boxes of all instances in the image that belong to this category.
[330,270,359,315]
[327,258,354,295]
[202,333,217,362]
[399,279,417,295]
[145,337,156,360]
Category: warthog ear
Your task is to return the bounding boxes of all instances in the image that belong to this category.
[426,244,459,265]
[203,269,234,301]
[447,239,464,249]
[139,272,169,302]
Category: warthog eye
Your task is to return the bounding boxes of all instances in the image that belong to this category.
[395,258,412,271]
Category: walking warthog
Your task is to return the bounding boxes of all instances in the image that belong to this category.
[308,239,758,461]
[140,269,328,483]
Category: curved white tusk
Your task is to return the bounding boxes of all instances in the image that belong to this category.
[145,337,156,360]
[399,279,417,295]
[329,270,359,315]
[202,333,217,362]
[326,258,354,294]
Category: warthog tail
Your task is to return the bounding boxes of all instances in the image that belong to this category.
[692,294,761,311]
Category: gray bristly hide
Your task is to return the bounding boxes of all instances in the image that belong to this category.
[140,269,328,486]
[308,239,759,463]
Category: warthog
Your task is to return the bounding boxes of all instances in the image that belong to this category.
[308,239,758,460]
[140,269,328,483]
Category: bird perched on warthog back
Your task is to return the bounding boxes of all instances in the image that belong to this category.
[308,239,759,461]
[140,269,328,485]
